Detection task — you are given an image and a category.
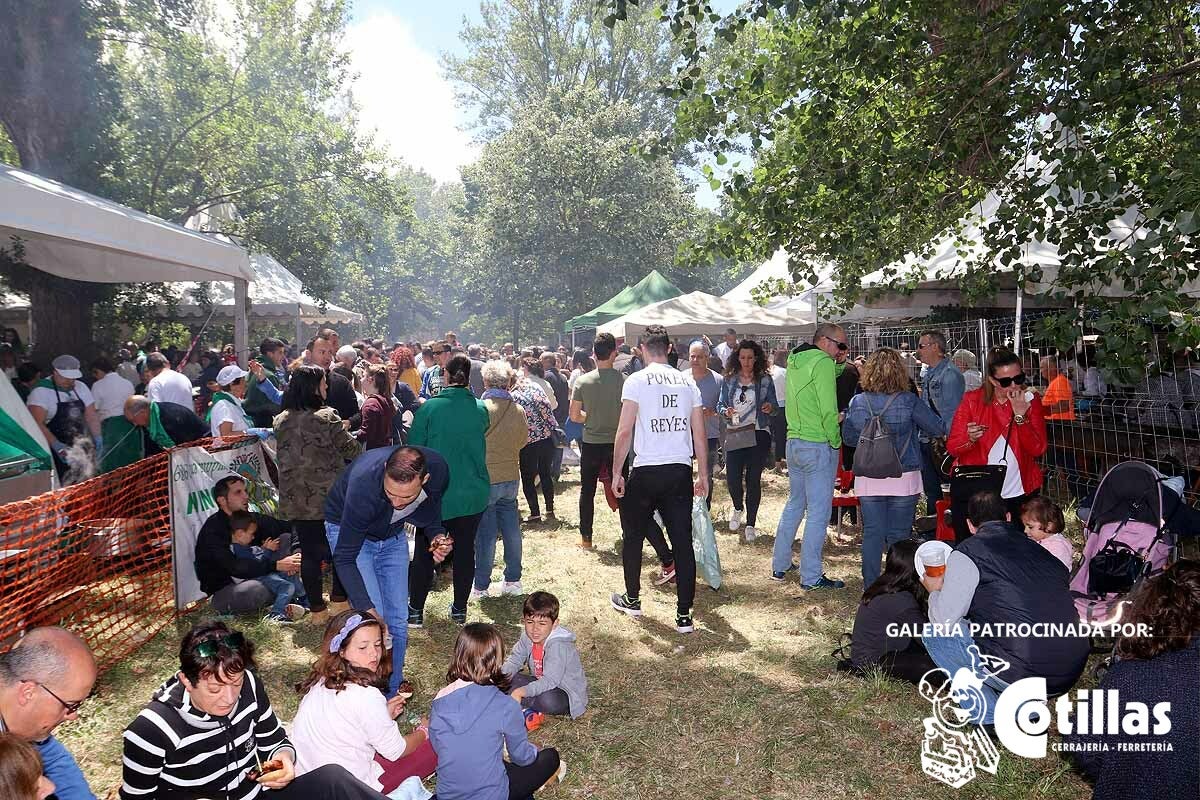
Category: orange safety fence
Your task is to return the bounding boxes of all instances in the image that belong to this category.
[0,436,252,671]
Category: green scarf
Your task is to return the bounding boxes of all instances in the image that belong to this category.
[205,391,254,429]
[147,402,176,450]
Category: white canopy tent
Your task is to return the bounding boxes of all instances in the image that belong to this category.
[178,203,362,345]
[598,291,815,340]
[0,164,254,361]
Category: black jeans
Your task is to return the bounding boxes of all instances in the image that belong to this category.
[510,672,571,716]
[273,763,390,799]
[520,436,556,517]
[725,430,771,526]
[409,513,483,613]
[618,464,696,614]
[505,747,561,800]
[292,520,342,610]
[771,413,787,461]
[578,441,613,542]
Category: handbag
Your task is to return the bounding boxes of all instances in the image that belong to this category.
[930,436,954,478]
[947,416,1014,539]
[1088,536,1146,595]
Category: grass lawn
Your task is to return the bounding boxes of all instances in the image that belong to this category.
[61,470,1093,800]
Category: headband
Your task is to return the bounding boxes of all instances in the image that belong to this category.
[329,614,369,654]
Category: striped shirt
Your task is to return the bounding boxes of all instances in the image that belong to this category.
[120,671,295,800]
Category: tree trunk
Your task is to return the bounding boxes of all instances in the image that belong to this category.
[0,0,120,363]
[26,271,104,365]
[511,303,521,352]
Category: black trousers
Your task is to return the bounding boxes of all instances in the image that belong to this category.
[273,763,389,799]
[771,412,788,461]
[578,441,613,542]
[410,513,483,613]
[505,747,561,800]
[510,671,571,716]
[519,436,556,517]
[618,464,696,614]
[725,430,771,526]
[293,519,343,611]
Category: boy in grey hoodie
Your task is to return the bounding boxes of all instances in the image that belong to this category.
[502,592,589,719]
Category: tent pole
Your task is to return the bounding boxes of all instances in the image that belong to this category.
[295,304,303,353]
[234,278,249,367]
[1013,283,1024,355]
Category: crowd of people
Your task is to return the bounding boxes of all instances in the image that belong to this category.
[3,320,1198,800]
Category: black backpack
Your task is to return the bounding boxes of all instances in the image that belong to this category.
[853,393,911,479]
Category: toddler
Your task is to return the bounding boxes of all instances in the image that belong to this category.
[228,510,307,622]
[502,592,588,727]
[1021,496,1074,571]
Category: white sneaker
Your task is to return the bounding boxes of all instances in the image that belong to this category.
[729,509,743,531]
[744,526,758,543]
[469,587,489,601]
[284,603,308,621]
[501,581,523,596]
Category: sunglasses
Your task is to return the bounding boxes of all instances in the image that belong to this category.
[193,631,246,659]
[823,335,849,351]
[36,682,93,715]
[992,372,1028,388]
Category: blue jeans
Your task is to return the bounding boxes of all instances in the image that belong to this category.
[921,622,1012,725]
[772,439,838,584]
[859,494,920,587]
[257,572,304,618]
[473,480,522,590]
[325,522,409,696]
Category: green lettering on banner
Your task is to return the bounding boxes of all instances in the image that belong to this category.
[185,488,216,516]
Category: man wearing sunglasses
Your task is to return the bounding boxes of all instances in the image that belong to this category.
[0,626,99,800]
[772,324,849,590]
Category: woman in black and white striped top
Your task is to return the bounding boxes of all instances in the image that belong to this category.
[119,620,388,800]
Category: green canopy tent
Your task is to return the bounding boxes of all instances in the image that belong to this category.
[562,270,683,333]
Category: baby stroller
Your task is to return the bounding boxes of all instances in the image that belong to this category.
[1070,461,1176,625]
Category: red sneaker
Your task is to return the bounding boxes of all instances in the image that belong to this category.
[523,707,545,731]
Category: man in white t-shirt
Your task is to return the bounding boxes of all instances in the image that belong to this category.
[144,352,194,408]
[610,325,709,633]
[713,328,737,369]
[26,354,103,478]
[89,356,134,420]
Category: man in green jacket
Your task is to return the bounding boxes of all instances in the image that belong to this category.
[243,338,287,427]
[770,323,848,589]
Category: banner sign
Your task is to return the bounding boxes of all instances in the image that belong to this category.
[169,440,279,610]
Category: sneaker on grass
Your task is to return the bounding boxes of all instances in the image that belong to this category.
[801,574,846,590]
[284,603,308,622]
[522,707,545,732]
[770,563,799,581]
[610,592,642,617]
[469,586,489,601]
[652,563,676,586]
[744,526,759,543]
[501,581,523,595]
[263,613,294,625]
[728,509,743,531]
[449,604,467,625]
[675,612,694,634]
[407,607,424,629]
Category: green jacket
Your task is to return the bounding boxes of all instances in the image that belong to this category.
[785,343,841,448]
[243,354,283,419]
[409,386,491,518]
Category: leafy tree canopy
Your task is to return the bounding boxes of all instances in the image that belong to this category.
[609,0,1200,375]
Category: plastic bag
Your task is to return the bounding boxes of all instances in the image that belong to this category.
[692,497,723,590]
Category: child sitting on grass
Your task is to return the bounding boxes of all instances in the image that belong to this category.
[429,623,564,800]
[1021,496,1074,570]
[228,510,307,622]
[502,591,588,725]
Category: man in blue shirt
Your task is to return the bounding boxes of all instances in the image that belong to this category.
[325,445,450,696]
[0,627,98,800]
[917,329,966,507]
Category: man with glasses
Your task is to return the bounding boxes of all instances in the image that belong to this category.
[917,330,966,508]
[0,626,99,800]
[771,323,848,589]
[419,341,452,401]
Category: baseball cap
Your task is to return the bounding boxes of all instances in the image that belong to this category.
[216,364,249,387]
[52,355,83,379]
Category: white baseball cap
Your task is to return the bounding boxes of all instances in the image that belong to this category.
[52,355,82,380]
[216,364,249,387]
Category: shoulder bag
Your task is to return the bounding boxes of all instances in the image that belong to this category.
[948,414,1014,528]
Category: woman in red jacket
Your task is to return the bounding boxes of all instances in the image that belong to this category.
[356,364,396,450]
[947,347,1047,537]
